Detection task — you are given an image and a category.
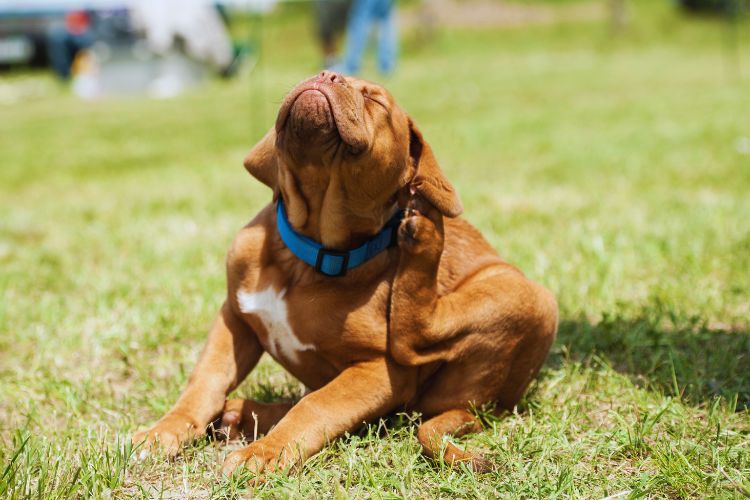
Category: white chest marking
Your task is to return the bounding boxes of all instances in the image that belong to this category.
[236,287,314,363]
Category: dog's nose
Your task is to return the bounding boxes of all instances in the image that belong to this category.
[318,70,344,84]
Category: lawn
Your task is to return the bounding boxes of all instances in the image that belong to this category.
[1,0,749,497]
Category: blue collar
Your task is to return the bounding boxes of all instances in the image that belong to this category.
[276,199,404,277]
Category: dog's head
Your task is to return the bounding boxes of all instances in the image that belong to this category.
[244,71,462,249]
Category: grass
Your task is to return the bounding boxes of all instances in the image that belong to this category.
[1,0,749,497]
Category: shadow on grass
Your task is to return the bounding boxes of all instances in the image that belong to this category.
[551,312,750,410]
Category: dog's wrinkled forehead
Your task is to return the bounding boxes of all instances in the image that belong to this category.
[347,77,394,102]
[347,77,405,123]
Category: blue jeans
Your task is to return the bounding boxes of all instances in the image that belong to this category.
[339,0,397,75]
[47,26,93,79]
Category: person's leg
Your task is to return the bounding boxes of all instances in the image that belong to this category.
[71,32,94,55]
[316,0,351,69]
[340,0,374,75]
[315,0,334,67]
[374,0,397,75]
[47,26,74,79]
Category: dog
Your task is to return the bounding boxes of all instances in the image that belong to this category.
[132,71,558,476]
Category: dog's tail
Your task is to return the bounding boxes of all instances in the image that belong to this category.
[417,409,492,472]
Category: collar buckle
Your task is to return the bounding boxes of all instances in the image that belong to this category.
[315,248,350,277]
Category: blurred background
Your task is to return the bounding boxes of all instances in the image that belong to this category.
[1,1,749,99]
[1,1,750,496]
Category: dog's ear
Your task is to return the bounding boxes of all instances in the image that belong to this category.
[407,118,463,218]
[243,128,278,192]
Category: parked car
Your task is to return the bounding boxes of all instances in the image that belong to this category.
[1,5,133,74]
[0,10,60,68]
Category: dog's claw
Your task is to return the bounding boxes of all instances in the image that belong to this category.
[221,451,246,477]
[221,443,286,480]
[398,204,444,257]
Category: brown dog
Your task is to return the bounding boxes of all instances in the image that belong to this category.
[132,72,558,475]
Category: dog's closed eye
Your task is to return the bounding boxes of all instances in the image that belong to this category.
[363,93,389,112]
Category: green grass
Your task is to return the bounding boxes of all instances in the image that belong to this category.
[1,0,749,497]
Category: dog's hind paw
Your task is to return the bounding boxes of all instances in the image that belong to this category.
[398,197,444,257]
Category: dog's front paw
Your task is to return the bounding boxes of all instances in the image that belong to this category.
[131,412,201,460]
[398,197,444,257]
[221,438,296,478]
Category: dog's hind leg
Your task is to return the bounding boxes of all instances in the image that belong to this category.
[391,197,558,371]
[217,399,294,441]
[417,409,491,472]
